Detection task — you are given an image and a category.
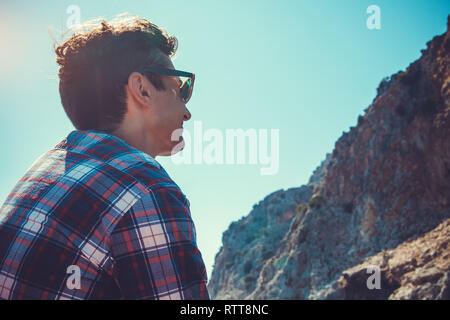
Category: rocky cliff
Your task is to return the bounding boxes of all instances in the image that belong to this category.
[207,15,450,300]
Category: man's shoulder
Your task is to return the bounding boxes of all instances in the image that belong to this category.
[1,146,181,217]
[52,129,181,192]
[65,149,182,200]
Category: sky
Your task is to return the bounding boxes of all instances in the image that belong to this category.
[0,0,449,280]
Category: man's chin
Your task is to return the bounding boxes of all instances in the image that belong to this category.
[159,137,185,157]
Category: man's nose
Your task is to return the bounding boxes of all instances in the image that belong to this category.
[183,107,191,121]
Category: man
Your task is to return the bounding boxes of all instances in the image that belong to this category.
[0,16,209,300]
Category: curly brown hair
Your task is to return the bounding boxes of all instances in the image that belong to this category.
[55,16,178,132]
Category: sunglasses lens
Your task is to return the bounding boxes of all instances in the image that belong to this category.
[180,78,192,102]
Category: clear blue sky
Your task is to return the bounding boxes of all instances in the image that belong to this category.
[0,0,449,279]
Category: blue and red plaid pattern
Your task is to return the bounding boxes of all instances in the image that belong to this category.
[0,130,209,300]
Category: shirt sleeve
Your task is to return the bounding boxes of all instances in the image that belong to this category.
[110,186,210,300]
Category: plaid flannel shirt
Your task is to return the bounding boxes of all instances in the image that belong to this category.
[0,130,210,300]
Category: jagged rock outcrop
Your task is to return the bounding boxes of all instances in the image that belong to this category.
[208,15,450,300]
[207,185,314,299]
[330,218,450,300]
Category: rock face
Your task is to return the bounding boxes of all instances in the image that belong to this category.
[207,15,450,300]
[331,218,450,300]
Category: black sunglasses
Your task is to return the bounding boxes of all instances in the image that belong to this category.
[137,67,195,103]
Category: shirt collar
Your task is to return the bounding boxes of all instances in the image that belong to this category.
[55,129,162,169]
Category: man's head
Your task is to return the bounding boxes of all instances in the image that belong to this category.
[55,16,192,158]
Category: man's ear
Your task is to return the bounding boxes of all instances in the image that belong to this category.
[127,72,152,107]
